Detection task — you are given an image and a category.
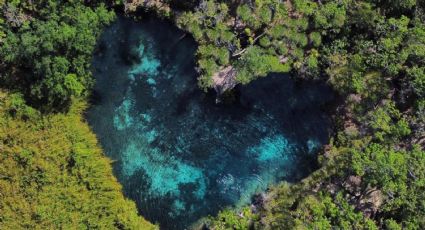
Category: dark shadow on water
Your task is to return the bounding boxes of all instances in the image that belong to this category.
[86,16,336,230]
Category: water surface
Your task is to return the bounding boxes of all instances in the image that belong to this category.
[87,17,334,229]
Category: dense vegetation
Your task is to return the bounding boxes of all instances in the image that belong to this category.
[0,1,155,229]
[0,0,114,111]
[0,92,156,229]
[174,0,425,229]
[1,0,424,229]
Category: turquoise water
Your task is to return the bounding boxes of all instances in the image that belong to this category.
[87,17,334,229]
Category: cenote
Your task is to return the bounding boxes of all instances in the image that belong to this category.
[87,16,335,229]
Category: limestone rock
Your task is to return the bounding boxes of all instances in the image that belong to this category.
[343,175,362,196]
[358,189,383,218]
[212,66,237,96]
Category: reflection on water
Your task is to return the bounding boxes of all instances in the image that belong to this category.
[87,16,335,229]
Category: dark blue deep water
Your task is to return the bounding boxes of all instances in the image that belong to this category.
[87,17,335,229]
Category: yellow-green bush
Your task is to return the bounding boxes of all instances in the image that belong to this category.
[0,92,156,229]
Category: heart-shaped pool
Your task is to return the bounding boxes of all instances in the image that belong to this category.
[87,16,334,229]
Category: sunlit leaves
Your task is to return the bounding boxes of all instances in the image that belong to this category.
[0,2,114,110]
[0,93,156,229]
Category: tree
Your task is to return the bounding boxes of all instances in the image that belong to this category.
[0,1,115,111]
[0,92,157,229]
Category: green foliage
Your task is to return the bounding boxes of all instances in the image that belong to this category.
[244,182,378,230]
[408,67,425,97]
[177,0,323,86]
[208,207,258,230]
[235,46,290,84]
[0,1,115,110]
[292,0,317,16]
[365,101,411,141]
[309,32,322,47]
[202,0,425,228]
[348,144,425,227]
[292,192,376,230]
[0,92,156,229]
[1,0,425,229]
[351,144,408,192]
[313,1,347,31]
